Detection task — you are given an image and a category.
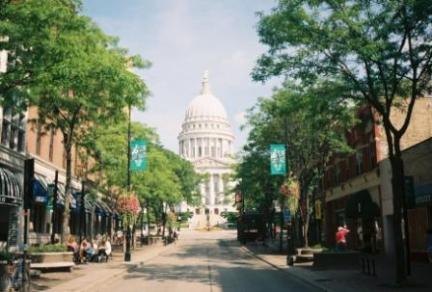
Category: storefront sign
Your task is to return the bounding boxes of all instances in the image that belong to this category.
[0,196,21,205]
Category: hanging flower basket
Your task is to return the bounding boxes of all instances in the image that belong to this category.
[280,177,300,214]
[116,193,141,227]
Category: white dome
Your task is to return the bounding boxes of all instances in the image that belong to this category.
[184,71,228,122]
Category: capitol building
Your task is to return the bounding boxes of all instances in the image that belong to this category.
[178,71,236,226]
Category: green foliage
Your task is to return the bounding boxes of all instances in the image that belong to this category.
[89,120,202,227]
[252,0,432,279]
[0,250,13,262]
[29,244,67,253]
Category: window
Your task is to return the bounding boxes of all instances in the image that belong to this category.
[49,127,55,162]
[356,150,364,175]
[1,106,26,152]
[334,164,340,185]
[31,204,47,233]
[36,122,42,155]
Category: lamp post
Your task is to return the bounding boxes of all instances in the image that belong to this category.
[124,103,132,262]
[79,180,86,243]
[50,171,59,244]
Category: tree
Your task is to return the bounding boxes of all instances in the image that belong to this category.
[1,0,82,106]
[16,1,148,242]
[90,120,202,235]
[253,0,432,283]
[238,81,354,247]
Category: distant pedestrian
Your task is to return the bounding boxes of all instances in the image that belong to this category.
[336,224,350,251]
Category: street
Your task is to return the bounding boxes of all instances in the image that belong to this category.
[94,230,318,292]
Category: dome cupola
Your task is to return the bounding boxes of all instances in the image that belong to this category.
[184,71,228,122]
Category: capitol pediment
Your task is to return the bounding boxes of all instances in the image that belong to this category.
[194,157,231,168]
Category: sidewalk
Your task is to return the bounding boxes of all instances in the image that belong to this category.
[40,242,176,292]
[243,240,432,292]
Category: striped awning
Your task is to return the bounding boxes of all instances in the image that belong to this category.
[0,167,21,206]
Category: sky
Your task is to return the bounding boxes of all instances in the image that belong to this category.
[83,0,281,152]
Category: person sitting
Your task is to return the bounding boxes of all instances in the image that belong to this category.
[79,239,89,263]
[66,236,79,263]
[86,240,98,262]
[98,237,112,262]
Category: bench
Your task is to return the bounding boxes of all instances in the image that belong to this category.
[31,262,75,272]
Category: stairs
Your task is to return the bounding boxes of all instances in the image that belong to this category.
[289,248,323,265]
[191,214,227,229]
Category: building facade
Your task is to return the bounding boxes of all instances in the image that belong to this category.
[178,72,236,225]
[323,97,432,255]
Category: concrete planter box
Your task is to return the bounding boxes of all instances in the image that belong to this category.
[0,261,13,291]
[30,252,73,263]
[313,251,360,270]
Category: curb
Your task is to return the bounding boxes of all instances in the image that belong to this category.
[240,245,336,292]
[75,243,177,292]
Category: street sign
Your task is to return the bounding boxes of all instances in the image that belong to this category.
[270,144,286,175]
[130,139,147,171]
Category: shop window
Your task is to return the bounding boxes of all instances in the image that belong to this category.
[53,208,64,234]
[31,204,47,233]
[356,151,364,175]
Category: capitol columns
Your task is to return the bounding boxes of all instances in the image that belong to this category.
[209,174,215,206]
[219,174,224,204]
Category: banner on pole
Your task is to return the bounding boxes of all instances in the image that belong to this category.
[130,139,147,171]
[270,144,286,175]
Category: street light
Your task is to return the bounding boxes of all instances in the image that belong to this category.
[125,103,132,262]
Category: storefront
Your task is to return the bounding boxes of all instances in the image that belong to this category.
[407,183,432,260]
[0,166,22,250]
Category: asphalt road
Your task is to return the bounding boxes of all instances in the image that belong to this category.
[95,230,318,292]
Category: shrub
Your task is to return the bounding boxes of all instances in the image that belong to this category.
[28,244,67,253]
[0,250,13,262]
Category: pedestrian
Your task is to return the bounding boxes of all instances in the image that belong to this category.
[336,224,350,251]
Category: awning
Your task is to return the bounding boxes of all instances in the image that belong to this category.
[33,175,49,204]
[47,182,67,208]
[72,192,94,213]
[95,199,112,216]
[345,190,380,219]
[0,167,21,206]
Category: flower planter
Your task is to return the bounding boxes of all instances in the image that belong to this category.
[30,252,74,263]
[0,261,14,291]
[313,251,360,270]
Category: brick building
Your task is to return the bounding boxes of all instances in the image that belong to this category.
[322,97,432,255]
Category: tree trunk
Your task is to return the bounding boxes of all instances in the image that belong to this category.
[390,151,407,285]
[62,140,72,243]
[146,200,151,236]
[303,194,310,248]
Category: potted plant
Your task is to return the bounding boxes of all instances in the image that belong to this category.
[0,250,14,291]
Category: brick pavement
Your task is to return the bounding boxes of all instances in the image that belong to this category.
[40,241,176,292]
[244,240,432,292]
